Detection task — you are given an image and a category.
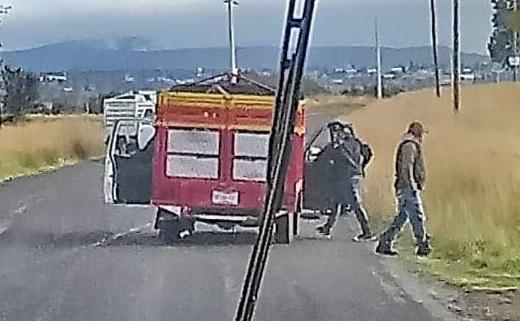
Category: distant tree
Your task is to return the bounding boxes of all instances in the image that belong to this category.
[2,65,39,117]
[488,0,517,66]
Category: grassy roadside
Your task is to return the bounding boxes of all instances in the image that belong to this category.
[330,84,520,292]
[0,115,104,182]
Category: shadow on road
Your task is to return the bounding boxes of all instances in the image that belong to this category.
[0,228,257,249]
[104,231,257,248]
[0,229,115,249]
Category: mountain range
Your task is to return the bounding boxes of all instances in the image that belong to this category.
[2,39,489,72]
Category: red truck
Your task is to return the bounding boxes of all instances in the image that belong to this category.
[104,78,306,243]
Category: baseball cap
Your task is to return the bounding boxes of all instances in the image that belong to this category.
[408,121,428,134]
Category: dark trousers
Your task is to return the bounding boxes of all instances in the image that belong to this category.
[325,177,372,235]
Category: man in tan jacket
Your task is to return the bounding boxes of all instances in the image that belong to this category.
[375,121,431,257]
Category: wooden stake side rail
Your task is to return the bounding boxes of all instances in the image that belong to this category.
[156,92,306,134]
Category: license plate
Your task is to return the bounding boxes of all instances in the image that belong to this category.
[212,191,239,206]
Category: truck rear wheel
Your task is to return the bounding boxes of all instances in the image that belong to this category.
[274,212,295,244]
[156,209,194,244]
[294,191,304,236]
[158,220,182,244]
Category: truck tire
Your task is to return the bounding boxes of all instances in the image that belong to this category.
[293,212,300,237]
[274,212,293,244]
[156,208,195,244]
[294,192,304,236]
[158,220,182,244]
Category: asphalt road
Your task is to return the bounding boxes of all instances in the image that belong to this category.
[0,112,456,321]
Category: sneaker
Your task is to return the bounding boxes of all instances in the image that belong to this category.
[340,205,352,216]
[317,225,331,239]
[416,245,432,257]
[353,233,377,242]
[375,241,399,256]
[178,229,192,240]
[321,209,333,216]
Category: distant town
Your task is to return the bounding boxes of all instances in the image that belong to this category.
[33,58,513,115]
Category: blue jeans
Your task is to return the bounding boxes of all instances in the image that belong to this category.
[382,189,427,244]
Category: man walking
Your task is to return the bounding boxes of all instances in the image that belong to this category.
[317,122,374,241]
[376,121,432,257]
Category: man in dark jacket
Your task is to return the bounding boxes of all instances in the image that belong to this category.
[317,122,374,241]
[376,121,432,257]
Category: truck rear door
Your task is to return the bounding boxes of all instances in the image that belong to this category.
[104,120,156,205]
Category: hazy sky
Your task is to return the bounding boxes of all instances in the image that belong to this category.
[0,0,492,53]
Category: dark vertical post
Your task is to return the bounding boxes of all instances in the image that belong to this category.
[513,0,518,82]
[430,0,441,97]
[267,0,297,183]
[234,1,317,321]
[453,0,461,112]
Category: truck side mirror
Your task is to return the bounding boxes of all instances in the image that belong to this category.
[137,123,156,151]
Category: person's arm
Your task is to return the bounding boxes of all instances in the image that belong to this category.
[414,147,426,190]
[338,141,362,171]
[314,144,331,161]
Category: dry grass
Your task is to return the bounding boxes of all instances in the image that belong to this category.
[340,83,520,278]
[0,116,104,181]
[308,95,373,115]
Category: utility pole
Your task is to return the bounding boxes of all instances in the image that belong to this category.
[452,0,461,112]
[375,18,383,99]
[0,4,12,128]
[224,0,239,83]
[429,0,441,97]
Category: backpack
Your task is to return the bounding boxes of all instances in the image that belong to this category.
[359,141,373,170]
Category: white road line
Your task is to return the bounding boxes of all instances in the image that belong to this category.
[92,222,154,247]
[13,206,27,215]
